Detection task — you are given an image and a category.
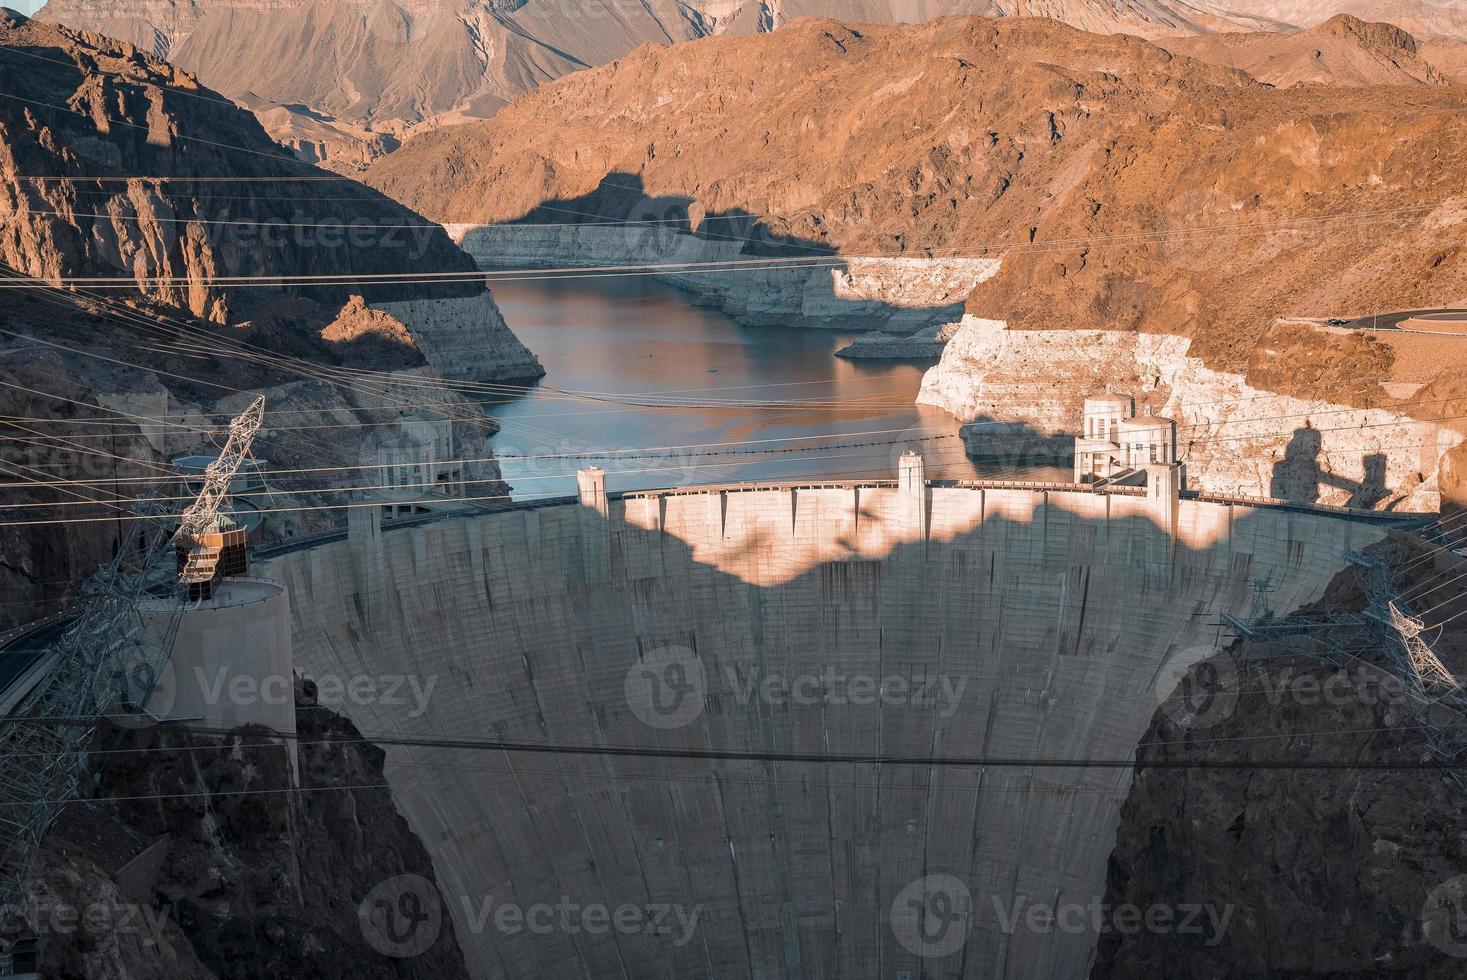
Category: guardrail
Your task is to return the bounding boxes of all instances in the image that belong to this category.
[1183,490,1427,526]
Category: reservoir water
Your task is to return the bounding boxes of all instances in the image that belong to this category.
[487,277,1048,498]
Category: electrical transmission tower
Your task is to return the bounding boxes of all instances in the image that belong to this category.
[1387,601,1459,696]
[0,396,266,909]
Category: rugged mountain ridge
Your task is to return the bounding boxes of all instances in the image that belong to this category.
[1164,12,1450,86]
[0,10,537,628]
[368,16,1467,381]
[0,10,540,376]
[32,0,1467,170]
[366,14,1467,507]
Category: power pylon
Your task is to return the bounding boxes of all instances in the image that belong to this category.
[0,396,266,908]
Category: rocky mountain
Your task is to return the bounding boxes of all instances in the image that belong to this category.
[31,1,1467,171]
[1094,534,1467,977]
[367,16,1467,381]
[28,682,471,978]
[0,10,536,628]
[364,14,1467,508]
[1164,13,1449,86]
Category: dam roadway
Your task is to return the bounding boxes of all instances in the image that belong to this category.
[249,467,1393,979]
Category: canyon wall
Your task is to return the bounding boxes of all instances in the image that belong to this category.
[453,223,999,330]
[375,293,543,380]
[260,482,1386,978]
[919,316,1463,511]
[0,12,537,381]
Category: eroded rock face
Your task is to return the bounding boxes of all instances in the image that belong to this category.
[0,10,541,384]
[918,315,1462,510]
[24,684,470,979]
[455,222,999,330]
[35,1,1467,169]
[1163,13,1448,86]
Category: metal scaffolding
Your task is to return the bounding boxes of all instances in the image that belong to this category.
[1220,545,1466,787]
[0,396,266,909]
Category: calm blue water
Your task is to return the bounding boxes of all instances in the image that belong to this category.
[485,277,1056,499]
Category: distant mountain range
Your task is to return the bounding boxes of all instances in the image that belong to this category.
[364,14,1467,397]
[30,0,1467,170]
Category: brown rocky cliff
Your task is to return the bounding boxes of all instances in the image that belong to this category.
[1163,13,1448,86]
[0,9,483,324]
[26,682,470,978]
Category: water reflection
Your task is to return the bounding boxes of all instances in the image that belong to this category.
[486,277,1051,497]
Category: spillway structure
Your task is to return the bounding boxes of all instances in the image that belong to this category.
[253,457,1391,978]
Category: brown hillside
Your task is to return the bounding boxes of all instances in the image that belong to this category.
[1164,14,1448,86]
[368,15,1467,392]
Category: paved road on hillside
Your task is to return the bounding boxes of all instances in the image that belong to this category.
[1339,309,1467,331]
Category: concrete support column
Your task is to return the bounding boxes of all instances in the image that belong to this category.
[1145,462,1182,538]
[347,496,382,604]
[576,467,610,582]
[577,466,608,518]
[899,452,927,544]
[1145,463,1184,587]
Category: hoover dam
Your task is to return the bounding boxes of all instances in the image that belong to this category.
[251,459,1393,978]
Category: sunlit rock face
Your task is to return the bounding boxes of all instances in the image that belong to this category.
[919,316,1463,512]
[260,482,1384,979]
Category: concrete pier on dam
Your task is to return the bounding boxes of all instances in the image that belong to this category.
[256,465,1389,979]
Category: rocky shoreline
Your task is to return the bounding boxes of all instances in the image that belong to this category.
[450,223,1000,333]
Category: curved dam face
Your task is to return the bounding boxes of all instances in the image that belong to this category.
[258,479,1385,978]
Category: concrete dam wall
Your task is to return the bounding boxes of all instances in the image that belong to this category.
[258,476,1386,978]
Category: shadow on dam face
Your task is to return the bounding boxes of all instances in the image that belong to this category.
[257,484,1388,979]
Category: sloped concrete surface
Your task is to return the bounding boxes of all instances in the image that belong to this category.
[259,483,1384,978]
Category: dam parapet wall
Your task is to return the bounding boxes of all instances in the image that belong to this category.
[258,476,1387,979]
